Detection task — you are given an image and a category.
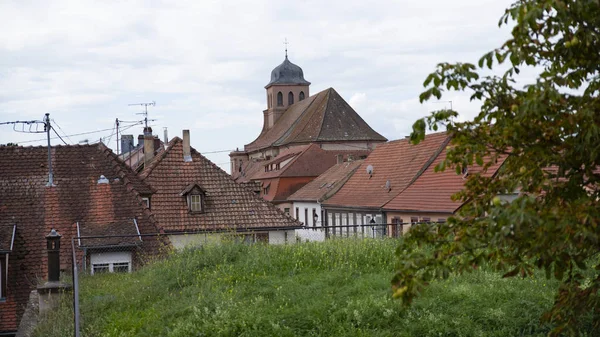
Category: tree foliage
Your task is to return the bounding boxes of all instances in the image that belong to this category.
[393,0,600,335]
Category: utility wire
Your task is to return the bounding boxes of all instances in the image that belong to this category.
[51,127,69,145]
[17,126,117,144]
[51,119,73,144]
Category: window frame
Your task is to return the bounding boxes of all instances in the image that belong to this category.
[288,91,294,105]
[189,194,203,213]
[142,197,150,209]
[299,91,305,101]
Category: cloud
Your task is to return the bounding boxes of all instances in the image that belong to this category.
[0,0,519,172]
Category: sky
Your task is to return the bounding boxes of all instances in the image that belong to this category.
[0,0,518,172]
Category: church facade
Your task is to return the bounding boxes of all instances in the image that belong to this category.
[230,54,387,216]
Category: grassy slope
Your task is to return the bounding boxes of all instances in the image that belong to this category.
[35,240,578,337]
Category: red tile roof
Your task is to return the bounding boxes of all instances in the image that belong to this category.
[245,88,387,153]
[140,137,301,232]
[0,143,161,333]
[324,132,451,209]
[288,160,363,202]
[382,149,507,213]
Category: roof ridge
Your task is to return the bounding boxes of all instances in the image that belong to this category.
[315,88,333,140]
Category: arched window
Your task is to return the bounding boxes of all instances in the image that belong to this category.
[288,92,294,105]
[299,91,305,101]
[277,92,283,106]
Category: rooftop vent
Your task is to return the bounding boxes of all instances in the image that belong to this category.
[366,164,374,178]
[98,175,109,184]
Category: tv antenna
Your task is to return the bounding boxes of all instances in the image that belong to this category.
[0,114,55,186]
[128,101,156,128]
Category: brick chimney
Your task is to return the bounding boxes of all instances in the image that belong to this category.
[143,127,154,168]
[183,130,192,162]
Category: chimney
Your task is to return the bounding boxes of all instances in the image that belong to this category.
[37,229,72,315]
[121,135,134,154]
[336,154,343,164]
[183,130,192,162]
[144,127,154,167]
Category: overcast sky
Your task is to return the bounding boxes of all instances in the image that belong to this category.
[0,0,517,172]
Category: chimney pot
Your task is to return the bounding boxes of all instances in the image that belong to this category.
[183,130,192,162]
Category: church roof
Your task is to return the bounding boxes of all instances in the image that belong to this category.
[245,87,387,152]
[265,56,311,88]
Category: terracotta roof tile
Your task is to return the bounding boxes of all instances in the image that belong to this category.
[245,88,386,152]
[140,137,301,232]
[288,160,363,202]
[0,144,161,333]
[383,150,507,212]
[324,132,451,209]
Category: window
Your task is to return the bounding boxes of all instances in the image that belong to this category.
[304,208,308,226]
[296,207,299,220]
[92,263,109,274]
[288,92,294,105]
[90,252,132,275]
[422,217,431,223]
[263,185,270,195]
[142,197,150,209]
[277,92,283,106]
[189,194,202,212]
[284,208,290,216]
[437,218,446,223]
[113,262,130,273]
[0,254,6,300]
[410,217,419,225]
[299,91,305,101]
[312,208,317,227]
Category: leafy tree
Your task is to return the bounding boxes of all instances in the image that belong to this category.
[393,0,600,334]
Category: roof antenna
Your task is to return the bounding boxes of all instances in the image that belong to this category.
[128,101,156,129]
[0,114,53,186]
[284,38,289,58]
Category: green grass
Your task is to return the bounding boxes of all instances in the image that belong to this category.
[33,239,588,337]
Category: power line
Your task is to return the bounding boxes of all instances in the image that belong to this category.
[16,126,118,144]
[51,127,68,145]
[51,119,73,144]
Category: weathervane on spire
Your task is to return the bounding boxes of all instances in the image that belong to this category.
[284,38,289,58]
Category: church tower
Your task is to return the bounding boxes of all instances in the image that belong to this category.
[263,53,310,131]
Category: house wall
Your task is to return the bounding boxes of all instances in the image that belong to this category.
[385,211,453,235]
[323,208,385,238]
[168,230,295,250]
[268,230,295,244]
[292,201,322,227]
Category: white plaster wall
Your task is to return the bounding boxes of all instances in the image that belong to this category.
[293,201,321,227]
[168,233,223,250]
[268,230,295,244]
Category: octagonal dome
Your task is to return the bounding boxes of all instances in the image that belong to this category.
[265,56,311,88]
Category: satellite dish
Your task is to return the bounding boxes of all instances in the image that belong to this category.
[385,180,391,191]
[366,164,374,178]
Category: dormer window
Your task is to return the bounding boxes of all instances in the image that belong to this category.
[180,183,206,214]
